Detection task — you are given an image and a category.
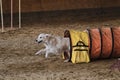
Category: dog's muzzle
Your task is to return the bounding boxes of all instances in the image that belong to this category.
[36,40,43,43]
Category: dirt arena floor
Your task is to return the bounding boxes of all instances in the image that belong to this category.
[0,11,120,80]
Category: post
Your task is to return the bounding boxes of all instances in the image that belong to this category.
[11,0,13,29]
[0,0,4,32]
[19,0,21,28]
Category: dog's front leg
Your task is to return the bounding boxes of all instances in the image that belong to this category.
[35,49,46,55]
[45,51,49,58]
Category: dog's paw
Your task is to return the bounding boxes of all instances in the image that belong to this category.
[35,52,39,55]
[64,59,69,63]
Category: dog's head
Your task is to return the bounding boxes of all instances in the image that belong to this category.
[36,33,52,44]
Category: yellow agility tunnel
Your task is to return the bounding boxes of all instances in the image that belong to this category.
[63,27,120,63]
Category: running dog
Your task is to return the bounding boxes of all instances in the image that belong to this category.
[35,33,70,62]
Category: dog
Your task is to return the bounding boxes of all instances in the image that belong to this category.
[35,33,70,62]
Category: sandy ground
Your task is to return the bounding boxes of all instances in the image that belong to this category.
[0,11,120,80]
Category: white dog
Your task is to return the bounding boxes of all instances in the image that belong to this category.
[35,33,70,61]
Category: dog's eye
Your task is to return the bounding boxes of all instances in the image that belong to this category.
[40,37,42,38]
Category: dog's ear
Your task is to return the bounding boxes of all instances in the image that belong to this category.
[45,34,52,37]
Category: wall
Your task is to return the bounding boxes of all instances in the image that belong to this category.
[2,0,120,13]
